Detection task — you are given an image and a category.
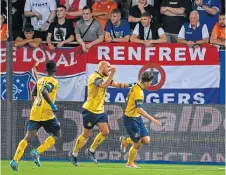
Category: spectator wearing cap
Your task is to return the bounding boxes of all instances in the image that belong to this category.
[0,13,7,41]
[24,0,56,40]
[129,0,160,30]
[130,12,167,47]
[15,23,42,48]
[47,5,75,50]
[92,0,118,29]
[105,8,130,42]
[210,12,225,48]
[160,0,190,43]
[60,0,87,27]
[75,6,104,52]
[193,0,222,34]
[177,10,209,47]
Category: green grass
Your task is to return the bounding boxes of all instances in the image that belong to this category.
[2,160,225,175]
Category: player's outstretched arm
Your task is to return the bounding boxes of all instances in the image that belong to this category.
[111,81,136,88]
[32,61,40,80]
[137,108,161,126]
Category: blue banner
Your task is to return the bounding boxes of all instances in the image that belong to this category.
[105,88,220,104]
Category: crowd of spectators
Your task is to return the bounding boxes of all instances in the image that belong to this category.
[1,0,225,49]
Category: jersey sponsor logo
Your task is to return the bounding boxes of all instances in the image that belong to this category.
[32,2,48,8]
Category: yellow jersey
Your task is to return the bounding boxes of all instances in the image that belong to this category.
[30,76,59,121]
[83,71,107,114]
[125,84,144,117]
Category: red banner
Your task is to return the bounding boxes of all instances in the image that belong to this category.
[0,42,87,76]
[87,43,219,66]
[0,42,219,73]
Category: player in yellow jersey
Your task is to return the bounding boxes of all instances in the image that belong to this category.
[119,71,161,168]
[10,60,61,171]
[71,61,135,166]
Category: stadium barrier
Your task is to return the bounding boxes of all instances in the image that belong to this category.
[1,101,225,164]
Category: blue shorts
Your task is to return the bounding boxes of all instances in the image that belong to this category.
[27,118,61,136]
[82,108,108,129]
[123,115,149,143]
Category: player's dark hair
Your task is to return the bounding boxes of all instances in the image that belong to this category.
[82,6,92,13]
[220,11,225,16]
[57,4,66,9]
[141,12,152,18]
[141,71,154,82]
[45,60,56,73]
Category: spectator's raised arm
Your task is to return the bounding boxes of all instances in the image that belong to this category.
[194,0,222,34]
[128,15,141,23]
[195,0,220,15]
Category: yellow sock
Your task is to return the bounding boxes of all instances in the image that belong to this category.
[125,137,133,145]
[13,139,28,162]
[127,146,138,164]
[90,133,106,152]
[37,136,55,154]
[73,135,87,154]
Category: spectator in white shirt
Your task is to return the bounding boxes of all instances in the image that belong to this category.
[24,0,56,40]
[130,12,167,47]
[177,10,209,47]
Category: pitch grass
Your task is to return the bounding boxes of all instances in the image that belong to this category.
[1,160,225,175]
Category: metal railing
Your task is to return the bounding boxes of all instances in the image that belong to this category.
[41,41,79,44]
